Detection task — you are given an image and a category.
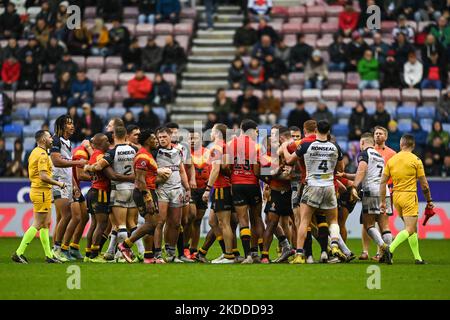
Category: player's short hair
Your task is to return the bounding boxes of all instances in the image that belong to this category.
[317,120,331,134]
[126,124,140,134]
[304,120,317,133]
[110,117,124,129]
[156,127,172,136]
[401,134,415,148]
[374,126,388,137]
[240,119,258,132]
[278,126,291,138]
[271,124,284,130]
[213,123,228,140]
[35,130,48,142]
[165,122,179,129]
[361,132,375,144]
[138,129,154,146]
[289,126,301,132]
[114,125,127,139]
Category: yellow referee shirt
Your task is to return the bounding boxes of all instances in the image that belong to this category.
[384,151,425,193]
[28,146,53,190]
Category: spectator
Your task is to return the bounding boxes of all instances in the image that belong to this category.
[138,104,161,130]
[97,0,123,22]
[124,69,153,108]
[274,37,291,69]
[55,52,79,81]
[371,32,390,65]
[233,18,258,56]
[234,87,259,122]
[256,17,278,43]
[342,152,357,174]
[90,18,110,56]
[430,16,450,53]
[32,18,51,48]
[398,0,420,21]
[19,36,44,65]
[289,33,313,72]
[443,154,450,177]
[51,71,72,107]
[328,33,347,71]
[386,120,403,152]
[371,100,391,129]
[68,105,83,143]
[312,100,334,124]
[6,139,27,177]
[252,34,275,61]
[392,15,415,43]
[43,37,65,72]
[427,120,450,146]
[79,103,104,141]
[3,38,20,60]
[415,0,443,22]
[349,101,371,141]
[248,0,273,22]
[421,34,446,67]
[339,1,360,38]
[346,31,369,71]
[204,0,218,31]
[358,49,380,90]
[0,137,9,176]
[380,50,402,88]
[122,37,142,72]
[142,36,163,72]
[67,22,93,56]
[52,21,68,43]
[228,57,246,89]
[391,32,415,67]
[151,73,172,105]
[403,51,423,88]
[56,1,69,25]
[35,1,56,27]
[108,18,131,56]
[287,99,311,130]
[160,35,185,74]
[305,50,328,90]
[139,0,157,24]
[382,0,403,21]
[356,0,376,36]
[264,54,288,89]
[425,135,447,170]
[410,120,428,156]
[205,112,218,131]
[68,71,94,107]
[421,51,447,89]
[0,90,13,125]
[245,57,265,89]
[0,3,23,39]
[258,88,281,124]
[437,90,450,122]
[156,0,181,24]
[213,88,234,125]
[423,153,440,176]
[122,111,137,128]
[19,52,39,90]
[0,56,20,91]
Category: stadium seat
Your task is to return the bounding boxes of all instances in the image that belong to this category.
[15,91,34,104]
[396,106,416,119]
[282,22,302,34]
[94,107,108,121]
[108,107,127,120]
[288,73,305,85]
[87,69,102,85]
[337,139,349,153]
[301,22,320,34]
[29,108,48,121]
[86,57,105,70]
[174,23,193,36]
[130,106,143,119]
[272,6,289,18]
[417,106,436,119]
[316,36,334,49]
[180,7,197,19]
[328,72,346,85]
[23,125,37,138]
[155,23,173,35]
[153,107,167,123]
[321,89,341,101]
[35,91,52,104]
[302,89,321,102]
[72,56,86,70]
[362,89,381,101]
[307,5,326,17]
[342,89,361,101]
[23,137,36,152]
[282,89,302,103]
[48,107,68,120]
[326,5,344,17]
[105,56,123,70]
[124,6,139,19]
[288,6,306,17]
[442,123,450,133]
[85,6,96,19]
[3,124,23,138]
[336,106,353,119]
[365,104,376,115]
[163,73,177,87]
[332,124,349,137]
[382,88,401,102]
[305,104,316,115]
[281,105,295,120]
[42,73,56,86]
[421,89,440,102]
[11,109,29,122]
[401,89,421,102]
[420,118,433,132]
[381,21,397,33]
[345,73,360,89]
[119,72,135,85]
[99,72,119,86]
[135,24,154,37]
[398,119,412,132]
[320,22,339,33]
[95,88,114,104]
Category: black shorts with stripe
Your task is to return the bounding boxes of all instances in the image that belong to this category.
[212,187,232,212]
[232,184,262,207]
[86,188,110,215]
[73,191,86,203]
[134,189,159,218]
[190,188,208,210]
[265,189,293,217]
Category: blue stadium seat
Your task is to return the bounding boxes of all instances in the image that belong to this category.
[258,124,272,133]
[443,123,450,133]
[153,107,167,124]
[327,104,337,116]
[29,108,48,121]
[12,120,25,127]
[416,106,435,119]
[3,124,23,138]
[48,107,68,120]
[398,119,412,132]
[338,118,349,125]
[11,109,29,122]
[130,106,143,120]
[49,119,56,132]
[384,104,397,119]
[396,106,416,119]
[279,119,288,126]
[280,105,294,120]
[5,140,14,151]
[365,105,376,115]
[107,107,126,120]
[336,106,352,119]
[29,120,45,130]
[23,137,36,151]
[94,107,108,121]
[23,125,38,138]
[420,118,433,132]
[337,139,348,153]
[332,124,349,137]
[305,105,317,115]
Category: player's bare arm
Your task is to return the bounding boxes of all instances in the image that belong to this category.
[103,166,135,183]
[352,161,368,189]
[51,152,87,168]
[39,170,65,189]
[180,162,191,201]
[379,173,389,214]
[202,161,220,202]
[418,175,435,209]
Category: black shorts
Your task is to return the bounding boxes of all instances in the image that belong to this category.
[265,189,293,217]
[311,212,327,227]
[232,184,262,207]
[212,187,233,212]
[338,189,357,213]
[134,189,159,218]
[190,188,208,210]
[86,188,110,215]
[73,191,86,203]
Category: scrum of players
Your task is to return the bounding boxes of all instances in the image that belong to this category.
[25,113,404,265]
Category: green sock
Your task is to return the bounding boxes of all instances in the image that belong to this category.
[407,233,422,261]
[16,226,38,256]
[389,229,410,253]
[39,228,53,258]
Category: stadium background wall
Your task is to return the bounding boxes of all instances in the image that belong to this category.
[0,179,449,238]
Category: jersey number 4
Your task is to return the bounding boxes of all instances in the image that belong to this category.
[318,160,328,173]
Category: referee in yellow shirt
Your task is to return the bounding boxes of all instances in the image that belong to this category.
[12,130,67,264]
[380,134,434,265]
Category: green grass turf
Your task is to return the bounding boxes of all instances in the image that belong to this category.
[0,238,449,300]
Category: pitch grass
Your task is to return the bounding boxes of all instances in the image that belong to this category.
[0,238,449,300]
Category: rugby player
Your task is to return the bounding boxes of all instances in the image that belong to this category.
[50,115,87,261]
[12,130,64,264]
[154,127,191,263]
[127,124,141,149]
[381,134,434,265]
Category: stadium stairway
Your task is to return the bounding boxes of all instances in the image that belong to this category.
[171,5,242,129]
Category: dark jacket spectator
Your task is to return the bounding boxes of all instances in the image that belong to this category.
[68,71,94,107]
[421,34,447,67]
[234,88,259,115]
[274,37,291,69]
[32,18,51,48]
[371,101,391,129]
[287,100,311,130]
[138,104,161,130]
[0,3,23,39]
[213,88,234,124]
[257,18,279,43]
[55,53,79,81]
[425,136,447,169]
[97,0,123,22]
[410,121,428,156]
[156,0,181,24]
[139,0,157,24]
[43,37,65,72]
[52,72,72,107]
[387,120,403,152]
[346,32,369,71]
[228,58,246,89]
[6,139,28,177]
[108,20,130,55]
[371,32,390,65]
[437,90,450,122]
[19,54,39,90]
[67,23,93,56]
[141,37,163,72]
[151,73,172,105]
[122,38,142,72]
[160,36,185,73]
[349,102,371,141]
[233,19,258,55]
[289,33,313,71]
[312,101,334,125]
[35,1,56,27]
[264,54,288,89]
[122,111,137,128]
[251,35,275,61]
[328,33,347,71]
[79,103,104,140]
[3,38,20,60]
[19,37,44,65]
[380,52,402,88]
[245,58,265,89]
[0,91,13,126]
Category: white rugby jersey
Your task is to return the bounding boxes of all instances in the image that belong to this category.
[358,147,388,196]
[50,135,73,183]
[104,144,137,190]
[295,140,343,187]
[156,147,182,189]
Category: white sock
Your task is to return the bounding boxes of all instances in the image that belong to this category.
[368,227,385,247]
[116,226,128,244]
[382,231,393,245]
[337,234,351,256]
[328,223,340,247]
[107,231,117,254]
[131,227,145,255]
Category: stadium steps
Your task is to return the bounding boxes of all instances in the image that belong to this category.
[173,5,240,128]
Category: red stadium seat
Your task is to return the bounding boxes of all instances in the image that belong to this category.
[288,6,306,18]
[307,5,326,18]
[99,72,119,86]
[381,88,401,101]
[362,89,381,101]
[381,21,397,33]
[282,22,302,34]
[72,56,86,70]
[119,72,135,85]
[15,90,35,104]
[94,87,114,104]
[342,89,361,101]
[316,36,334,49]
[105,56,123,70]
[272,6,289,19]
[302,22,321,34]
[401,88,421,102]
[302,89,321,102]
[288,73,305,85]
[155,23,173,35]
[282,89,302,102]
[225,90,242,102]
[86,69,102,86]
[86,57,105,70]
[322,89,342,101]
[35,91,52,104]
[328,72,346,85]
[304,34,317,47]
[327,17,339,24]
[321,22,339,34]
[346,72,360,89]
[284,34,297,46]
[135,24,154,36]
[326,5,344,17]
[174,23,194,36]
